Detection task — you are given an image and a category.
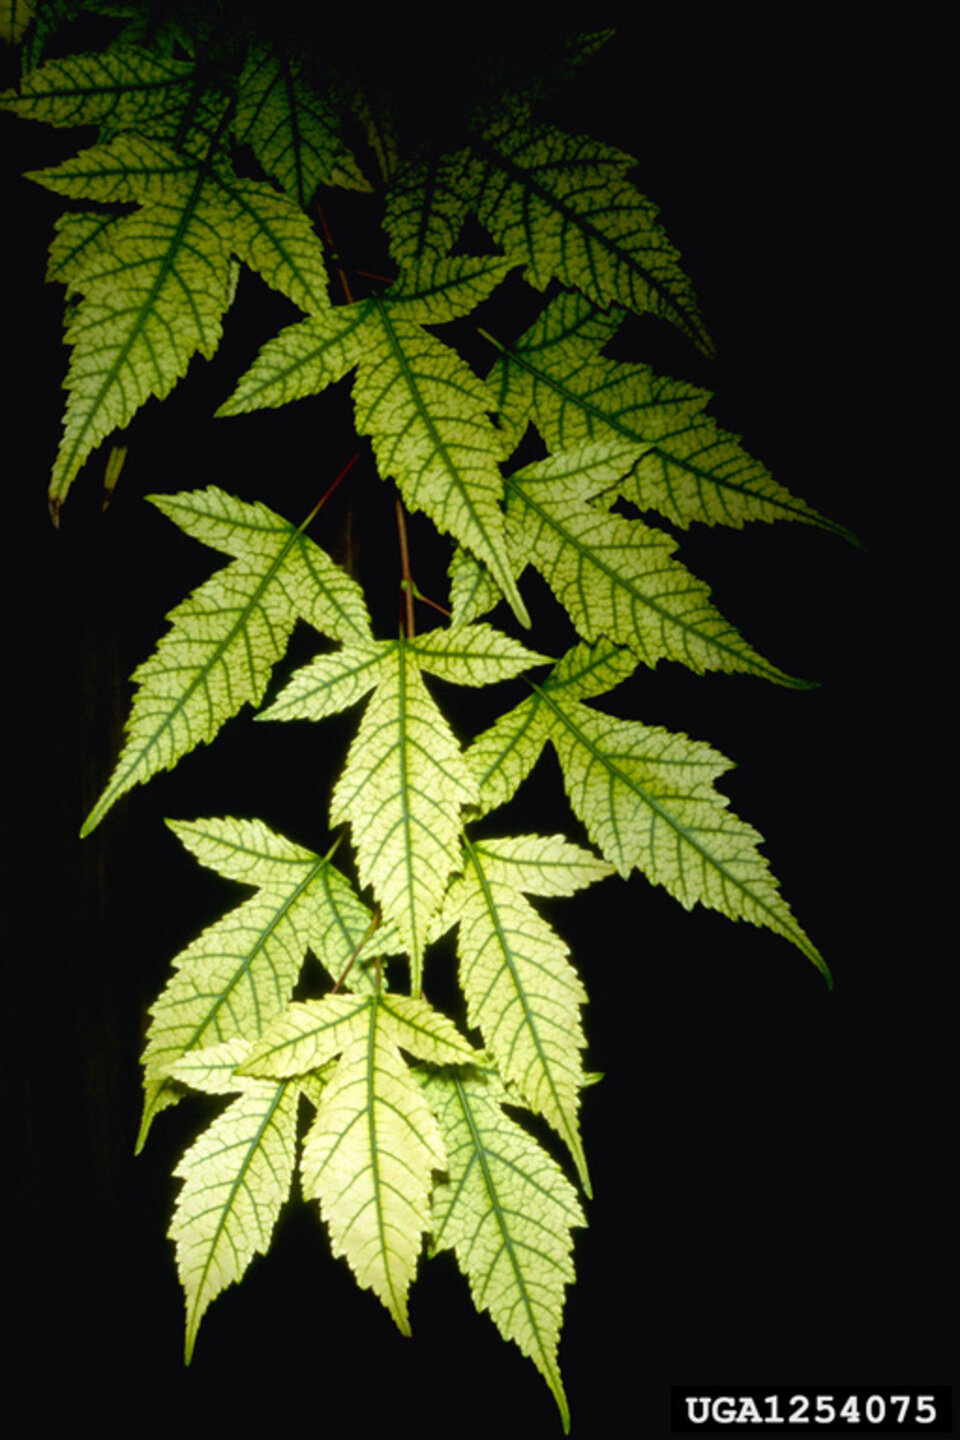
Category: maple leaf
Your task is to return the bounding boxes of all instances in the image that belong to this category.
[469,641,828,980]
[438,833,612,1191]
[20,127,334,512]
[485,290,850,535]
[82,485,370,835]
[167,1037,301,1362]
[137,814,391,1148]
[422,1062,585,1433]
[219,258,528,624]
[241,991,476,1331]
[261,626,548,990]
[385,106,711,351]
[234,41,370,204]
[502,442,803,682]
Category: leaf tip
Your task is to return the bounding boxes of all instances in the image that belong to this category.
[79,809,100,839]
[553,1378,572,1434]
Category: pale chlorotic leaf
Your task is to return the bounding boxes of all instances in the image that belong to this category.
[384,153,467,278]
[259,640,389,722]
[487,291,846,535]
[168,1036,255,1095]
[30,133,234,512]
[468,833,613,896]
[504,443,803,685]
[82,487,370,836]
[27,131,332,510]
[328,641,479,990]
[466,640,637,814]
[279,994,469,1332]
[169,1052,300,1361]
[347,85,398,185]
[423,1064,585,1433]
[351,300,529,626]
[406,623,549,687]
[216,304,372,415]
[378,255,515,324]
[444,836,600,1190]
[221,292,529,625]
[466,640,827,976]
[136,815,381,1151]
[45,209,124,292]
[389,114,710,352]
[485,288,707,454]
[240,992,476,1079]
[542,683,829,979]
[212,169,335,316]
[265,632,543,990]
[448,544,504,628]
[465,693,550,815]
[234,42,369,207]
[621,421,854,538]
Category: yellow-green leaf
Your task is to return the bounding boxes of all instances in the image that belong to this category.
[137,815,383,1150]
[442,836,606,1190]
[487,291,846,535]
[505,444,802,684]
[169,1041,300,1361]
[423,1064,585,1432]
[253,993,473,1333]
[82,487,369,835]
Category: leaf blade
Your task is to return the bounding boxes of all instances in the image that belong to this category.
[424,1064,585,1432]
[82,487,368,835]
[169,1057,300,1361]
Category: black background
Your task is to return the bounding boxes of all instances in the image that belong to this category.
[2,9,953,1435]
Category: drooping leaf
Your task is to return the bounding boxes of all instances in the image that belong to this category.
[386,110,711,352]
[503,443,803,684]
[23,125,332,511]
[262,628,546,990]
[137,815,387,1149]
[243,992,476,1332]
[486,291,846,534]
[220,266,528,624]
[440,834,611,1190]
[422,1063,585,1432]
[82,486,370,836]
[168,1037,301,1362]
[469,642,828,978]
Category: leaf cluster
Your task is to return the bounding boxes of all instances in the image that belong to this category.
[2,3,846,1429]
